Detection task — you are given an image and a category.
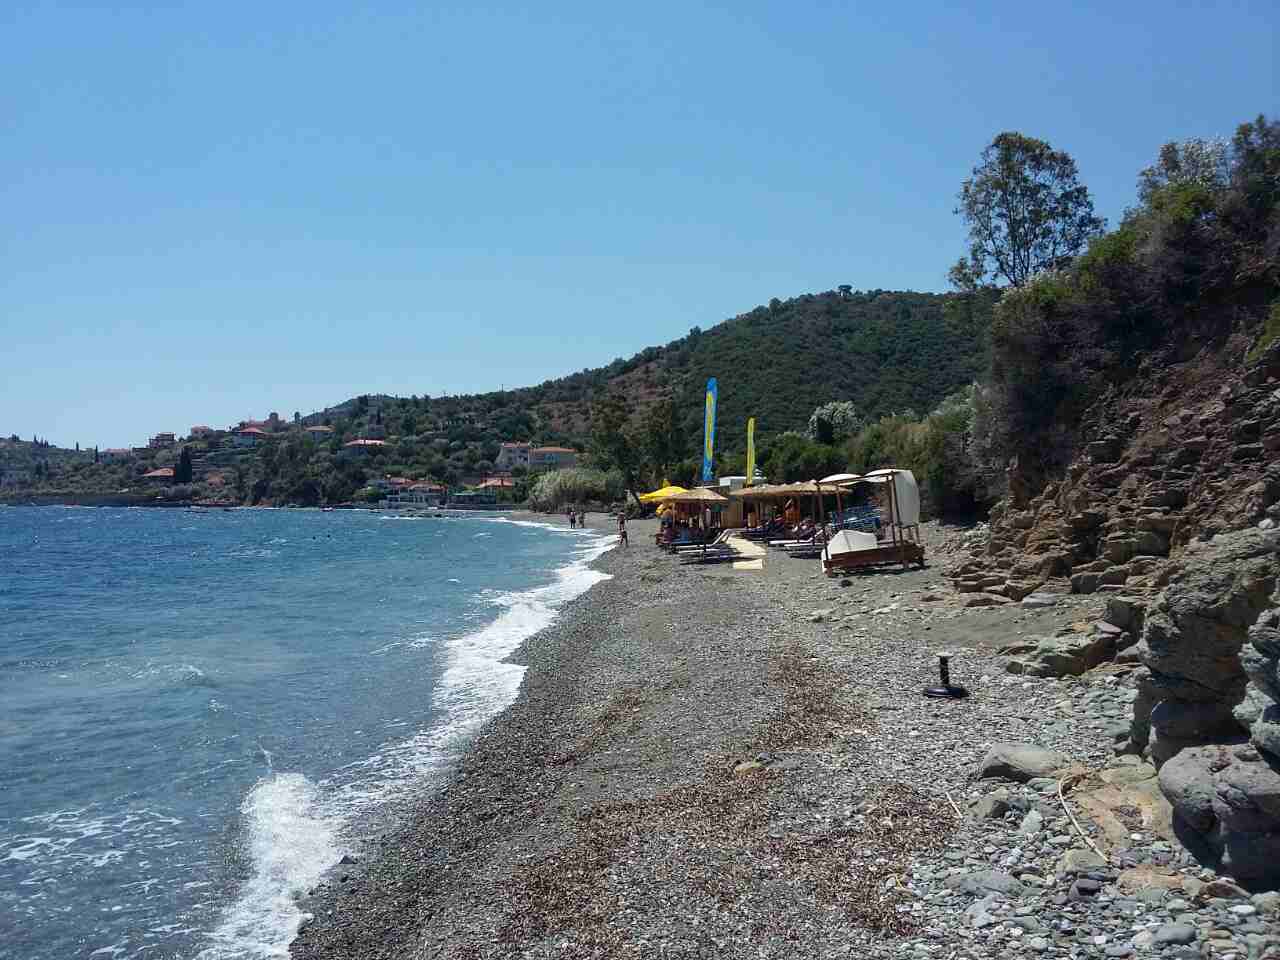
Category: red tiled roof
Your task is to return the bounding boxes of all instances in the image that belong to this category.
[238,427,269,436]
[478,477,515,488]
[142,467,175,479]
[532,446,576,454]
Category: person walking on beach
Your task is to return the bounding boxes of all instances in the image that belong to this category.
[567,507,576,528]
[617,513,628,547]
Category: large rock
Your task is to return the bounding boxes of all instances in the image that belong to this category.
[979,743,1069,782]
[943,869,1025,898]
[1106,595,1147,635]
[1159,744,1280,890]
[1004,633,1116,678]
[1138,529,1279,766]
[969,788,1013,820]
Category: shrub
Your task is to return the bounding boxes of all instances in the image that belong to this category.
[527,468,624,511]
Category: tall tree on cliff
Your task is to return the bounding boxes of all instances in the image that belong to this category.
[950,132,1105,290]
[175,446,193,484]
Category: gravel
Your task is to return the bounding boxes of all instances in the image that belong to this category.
[290,517,1280,959]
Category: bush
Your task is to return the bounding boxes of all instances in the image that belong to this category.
[527,468,624,511]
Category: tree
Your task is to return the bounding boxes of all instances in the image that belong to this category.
[640,396,685,482]
[807,401,862,445]
[587,391,643,505]
[951,132,1105,289]
[1137,137,1229,204]
[762,433,843,483]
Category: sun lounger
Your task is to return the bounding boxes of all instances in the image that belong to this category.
[679,544,739,565]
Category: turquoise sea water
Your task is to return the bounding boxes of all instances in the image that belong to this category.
[0,506,612,960]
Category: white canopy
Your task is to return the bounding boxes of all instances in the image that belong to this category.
[819,472,861,484]
[829,468,920,526]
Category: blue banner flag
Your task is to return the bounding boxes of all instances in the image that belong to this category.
[701,378,718,483]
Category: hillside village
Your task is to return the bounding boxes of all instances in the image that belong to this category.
[0,408,585,508]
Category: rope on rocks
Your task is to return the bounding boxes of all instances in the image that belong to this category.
[1057,772,1107,863]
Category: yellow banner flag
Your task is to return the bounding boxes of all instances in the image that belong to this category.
[745,417,755,486]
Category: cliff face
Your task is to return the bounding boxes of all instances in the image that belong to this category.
[949,334,1280,603]
[949,329,1280,886]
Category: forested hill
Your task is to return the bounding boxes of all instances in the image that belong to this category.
[319,288,995,453]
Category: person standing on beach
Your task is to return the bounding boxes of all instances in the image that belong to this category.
[567,507,575,528]
[617,513,628,547]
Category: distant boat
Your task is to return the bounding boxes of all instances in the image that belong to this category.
[321,507,335,512]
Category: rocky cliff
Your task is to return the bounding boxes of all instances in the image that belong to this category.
[949,336,1280,604]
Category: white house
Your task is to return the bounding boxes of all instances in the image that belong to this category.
[496,443,578,471]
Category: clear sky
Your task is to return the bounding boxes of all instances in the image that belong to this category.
[3,1,1275,448]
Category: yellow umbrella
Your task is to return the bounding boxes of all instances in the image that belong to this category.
[639,484,688,502]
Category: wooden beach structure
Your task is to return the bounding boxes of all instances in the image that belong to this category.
[819,468,925,574]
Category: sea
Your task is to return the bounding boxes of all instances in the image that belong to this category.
[0,506,614,960]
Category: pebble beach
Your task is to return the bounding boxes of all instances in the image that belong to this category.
[290,516,1280,960]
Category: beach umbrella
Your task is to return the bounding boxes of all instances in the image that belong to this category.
[639,484,688,502]
[660,487,730,505]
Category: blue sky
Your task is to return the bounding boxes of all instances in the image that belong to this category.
[3,1,1275,448]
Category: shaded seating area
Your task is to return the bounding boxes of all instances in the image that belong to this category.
[653,487,739,564]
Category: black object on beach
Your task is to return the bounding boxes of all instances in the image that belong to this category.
[923,651,968,699]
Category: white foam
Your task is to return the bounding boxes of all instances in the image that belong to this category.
[195,526,615,958]
[195,774,342,960]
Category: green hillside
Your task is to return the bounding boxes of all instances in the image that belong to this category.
[319,287,994,455]
[2,286,994,506]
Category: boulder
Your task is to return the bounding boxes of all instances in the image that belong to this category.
[969,788,1013,820]
[1159,744,1280,890]
[1102,536,1138,564]
[1071,572,1102,595]
[943,869,1025,898]
[1004,633,1115,678]
[1138,529,1279,766]
[979,743,1069,782]
[1056,847,1107,877]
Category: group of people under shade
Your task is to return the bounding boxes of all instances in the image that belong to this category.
[655,511,718,548]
